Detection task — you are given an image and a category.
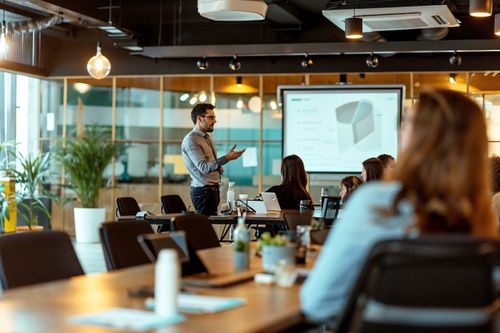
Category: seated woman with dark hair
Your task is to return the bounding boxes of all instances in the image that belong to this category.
[490,155,500,225]
[301,88,498,322]
[361,157,384,182]
[339,176,362,204]
[266,155,311,210]
[377,153,396,178]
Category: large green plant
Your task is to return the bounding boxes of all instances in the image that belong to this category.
[57,126,119,208]
[4,152,58,229]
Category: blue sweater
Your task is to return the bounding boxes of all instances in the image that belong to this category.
[300,181,414,322]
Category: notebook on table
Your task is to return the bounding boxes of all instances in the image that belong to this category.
[138,232,261,287]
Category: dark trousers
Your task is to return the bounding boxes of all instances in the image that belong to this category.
[190,186,220,216]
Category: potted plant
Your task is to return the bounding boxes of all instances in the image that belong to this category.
[3,151,58,231]
[257,232,295,272]
[56,125,119,243]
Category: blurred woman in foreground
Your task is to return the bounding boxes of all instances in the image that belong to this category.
[301,89,498,322]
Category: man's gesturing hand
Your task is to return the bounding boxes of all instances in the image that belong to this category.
[225,144,246,161]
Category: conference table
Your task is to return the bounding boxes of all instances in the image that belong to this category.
[0,246,313,333]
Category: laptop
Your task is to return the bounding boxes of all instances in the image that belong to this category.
[261,192,282,212]
[137,231,190,263]
[138,232,261,287]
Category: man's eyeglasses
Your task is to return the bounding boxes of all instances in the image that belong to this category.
[202,115,216,120]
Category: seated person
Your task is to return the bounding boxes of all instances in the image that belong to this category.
[377,153,396,178]
[300,89,498,323]
[339,175,362,204]
[490,155,500,226]
[361,157,384,182]
[266,155,311,210]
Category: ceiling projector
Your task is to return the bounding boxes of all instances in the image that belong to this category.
[198,0,268,21]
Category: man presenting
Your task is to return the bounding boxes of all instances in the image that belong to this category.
[182,103,245,216]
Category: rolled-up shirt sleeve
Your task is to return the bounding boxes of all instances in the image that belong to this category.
[183,137,219,174]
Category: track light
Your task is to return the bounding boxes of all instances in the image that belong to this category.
[345,17,363,39]
[449,73,457,85]
[365,54,379,68]
[301,55,313,69]
[229,55,241,71]
[196,57,208,70]
[470,0,492,17]
[449,52,462,66]
[495,14,500,36]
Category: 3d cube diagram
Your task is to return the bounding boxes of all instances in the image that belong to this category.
[335,100,374,153]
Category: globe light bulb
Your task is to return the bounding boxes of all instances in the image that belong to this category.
[87,43,111,80]
[0,25,8,58]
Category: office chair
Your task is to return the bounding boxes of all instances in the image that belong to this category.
[171,214,221,251]
[320,196,341,226]
[115,197,141,217]
[0,231,84,289]
[99,220,155,271]
[160,194,187,214]
[283,211,312,231]
[335,237,500,333]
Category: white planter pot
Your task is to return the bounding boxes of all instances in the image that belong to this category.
[262,245,295,272]
[74,208,106,243]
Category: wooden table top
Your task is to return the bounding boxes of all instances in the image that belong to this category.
[0,247,311,333]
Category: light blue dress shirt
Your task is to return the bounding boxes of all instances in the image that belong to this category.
[181,128,228,187]
[300,181,414,322]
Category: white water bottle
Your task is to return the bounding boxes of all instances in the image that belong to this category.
[227,181,235,211]
[155,249,179,318]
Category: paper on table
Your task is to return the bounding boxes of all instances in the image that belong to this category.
[145,294,246,314]
[242,147,258,168]
[69,308,185,331]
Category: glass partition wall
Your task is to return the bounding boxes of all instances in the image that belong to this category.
[32,72,500,234]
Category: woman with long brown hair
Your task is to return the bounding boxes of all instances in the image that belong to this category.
[361,157,384,182]
[266,154,311,210]
[339,175,362,204]
[301,89,498,322]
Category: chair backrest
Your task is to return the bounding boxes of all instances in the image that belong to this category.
[99,221,154,271]
[171,214,220,250]
[161,194,187,214]
[335,237,500,333]
[0,231,84,289]
[320,196,341,225]
[283,212,312,231]
[115,197,141,217]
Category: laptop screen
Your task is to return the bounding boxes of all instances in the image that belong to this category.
[138,231,190,263]
[261,192,282,211]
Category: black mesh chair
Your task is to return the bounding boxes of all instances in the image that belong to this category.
[99,220,154,271]
[161,194,187,214]
[320,196,341,226]
[0,231,84,289]
[171,214,220,250]
[335,237,500,333]
[115,197,141,217]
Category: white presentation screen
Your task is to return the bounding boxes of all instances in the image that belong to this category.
[282,85,403,173]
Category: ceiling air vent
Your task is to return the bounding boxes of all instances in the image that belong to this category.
[322,5,459,32]
[198,0,268,21]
